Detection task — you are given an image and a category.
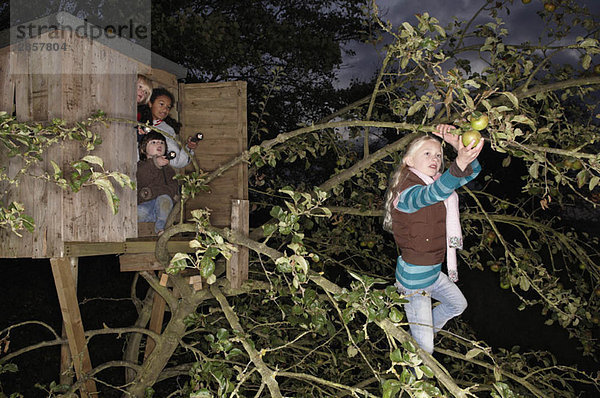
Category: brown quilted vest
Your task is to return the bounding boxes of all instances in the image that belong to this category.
[391,171,447,265]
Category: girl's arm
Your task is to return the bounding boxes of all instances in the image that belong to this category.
[432,123,485,171]
[155,122,191,169]
[395,160,481,213]
[164,134,191,169]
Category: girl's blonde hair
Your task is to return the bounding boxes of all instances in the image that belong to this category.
[382,135,444,232]
[137,75,152,105]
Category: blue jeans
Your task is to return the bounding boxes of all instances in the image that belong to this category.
[138,194,173,233]
[395,272,467,353]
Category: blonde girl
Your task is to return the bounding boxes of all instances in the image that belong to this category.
[383,124,484,353]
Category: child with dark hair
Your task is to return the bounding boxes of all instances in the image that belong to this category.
[137,87,197,168]
[137,131,179,235]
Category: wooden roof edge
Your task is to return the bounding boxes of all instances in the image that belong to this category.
[0,12,187,79]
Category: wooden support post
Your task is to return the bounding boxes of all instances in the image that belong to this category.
[59,257,78,386]
[50,257,97,396]
[144,272,169,359]
[227,199,249,289]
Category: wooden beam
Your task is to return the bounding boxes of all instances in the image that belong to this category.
[59,257,78,387]
[64,240,195,257]
[227,199,249,289]
[144,273,169,359]
[50,257,97,396]
[119,253,164,272]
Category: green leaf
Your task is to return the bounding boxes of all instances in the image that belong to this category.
[582,54,591,70]
[389,307,403,323]
[589,176,599,191]
[382,379,402,398]
[81,155,104,168]
[434,24,446,37]
[167,252,190,274]
[501,92,519,109]
[347,345,358,358]
[576,170,588,188]
[225,348,243,359]
[216,328,229,341]
[528,162,539,179]
[50,160,62,176]
[420,365,434,378]
[390,348,403,363]
[407,101,424,116]
[465,348,483,359]
[270,206,284,219]
[579,38,598,48]
[511,115,535,129]
[200,256,215,278]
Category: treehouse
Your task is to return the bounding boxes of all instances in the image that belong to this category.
[0,12,248,395]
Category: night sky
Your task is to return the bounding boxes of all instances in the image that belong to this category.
[338,0,597,85]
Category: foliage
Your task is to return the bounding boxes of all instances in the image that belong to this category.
[0,111,134,237]
[150,0,373,138]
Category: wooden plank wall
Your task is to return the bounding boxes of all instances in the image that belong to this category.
[0,31,139,258]
[180,82,248,228]
[0,39,63,257]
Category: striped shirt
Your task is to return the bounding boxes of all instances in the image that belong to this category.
[396,257,441,289]
[394,160,481,289]
[395,160,481,213]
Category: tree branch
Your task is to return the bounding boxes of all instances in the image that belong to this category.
[210,284,283,398]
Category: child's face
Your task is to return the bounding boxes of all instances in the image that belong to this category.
[150,95,172,120]
[145,139,166,157]
[406,140,442,177]
[137,83,150,104]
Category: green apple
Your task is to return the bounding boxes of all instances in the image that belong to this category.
[470,113,489,131]
[461,130,482,147]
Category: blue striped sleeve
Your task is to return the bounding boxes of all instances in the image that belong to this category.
[396,160,481,213]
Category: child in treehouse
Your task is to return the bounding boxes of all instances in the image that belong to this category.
[382,124,484,354]
[137,131,179,235]
[137,87,197,168]
[136,75,153,143]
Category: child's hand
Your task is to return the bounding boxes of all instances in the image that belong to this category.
[138,127,147,136]
[432,124,461,151]
[456,135,484,171]
[186,136,198,150]
[152,155,170,168]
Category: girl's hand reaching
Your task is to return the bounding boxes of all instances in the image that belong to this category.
[432,124,461,151]
[432,123,484,170]
[456,135,484,171]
